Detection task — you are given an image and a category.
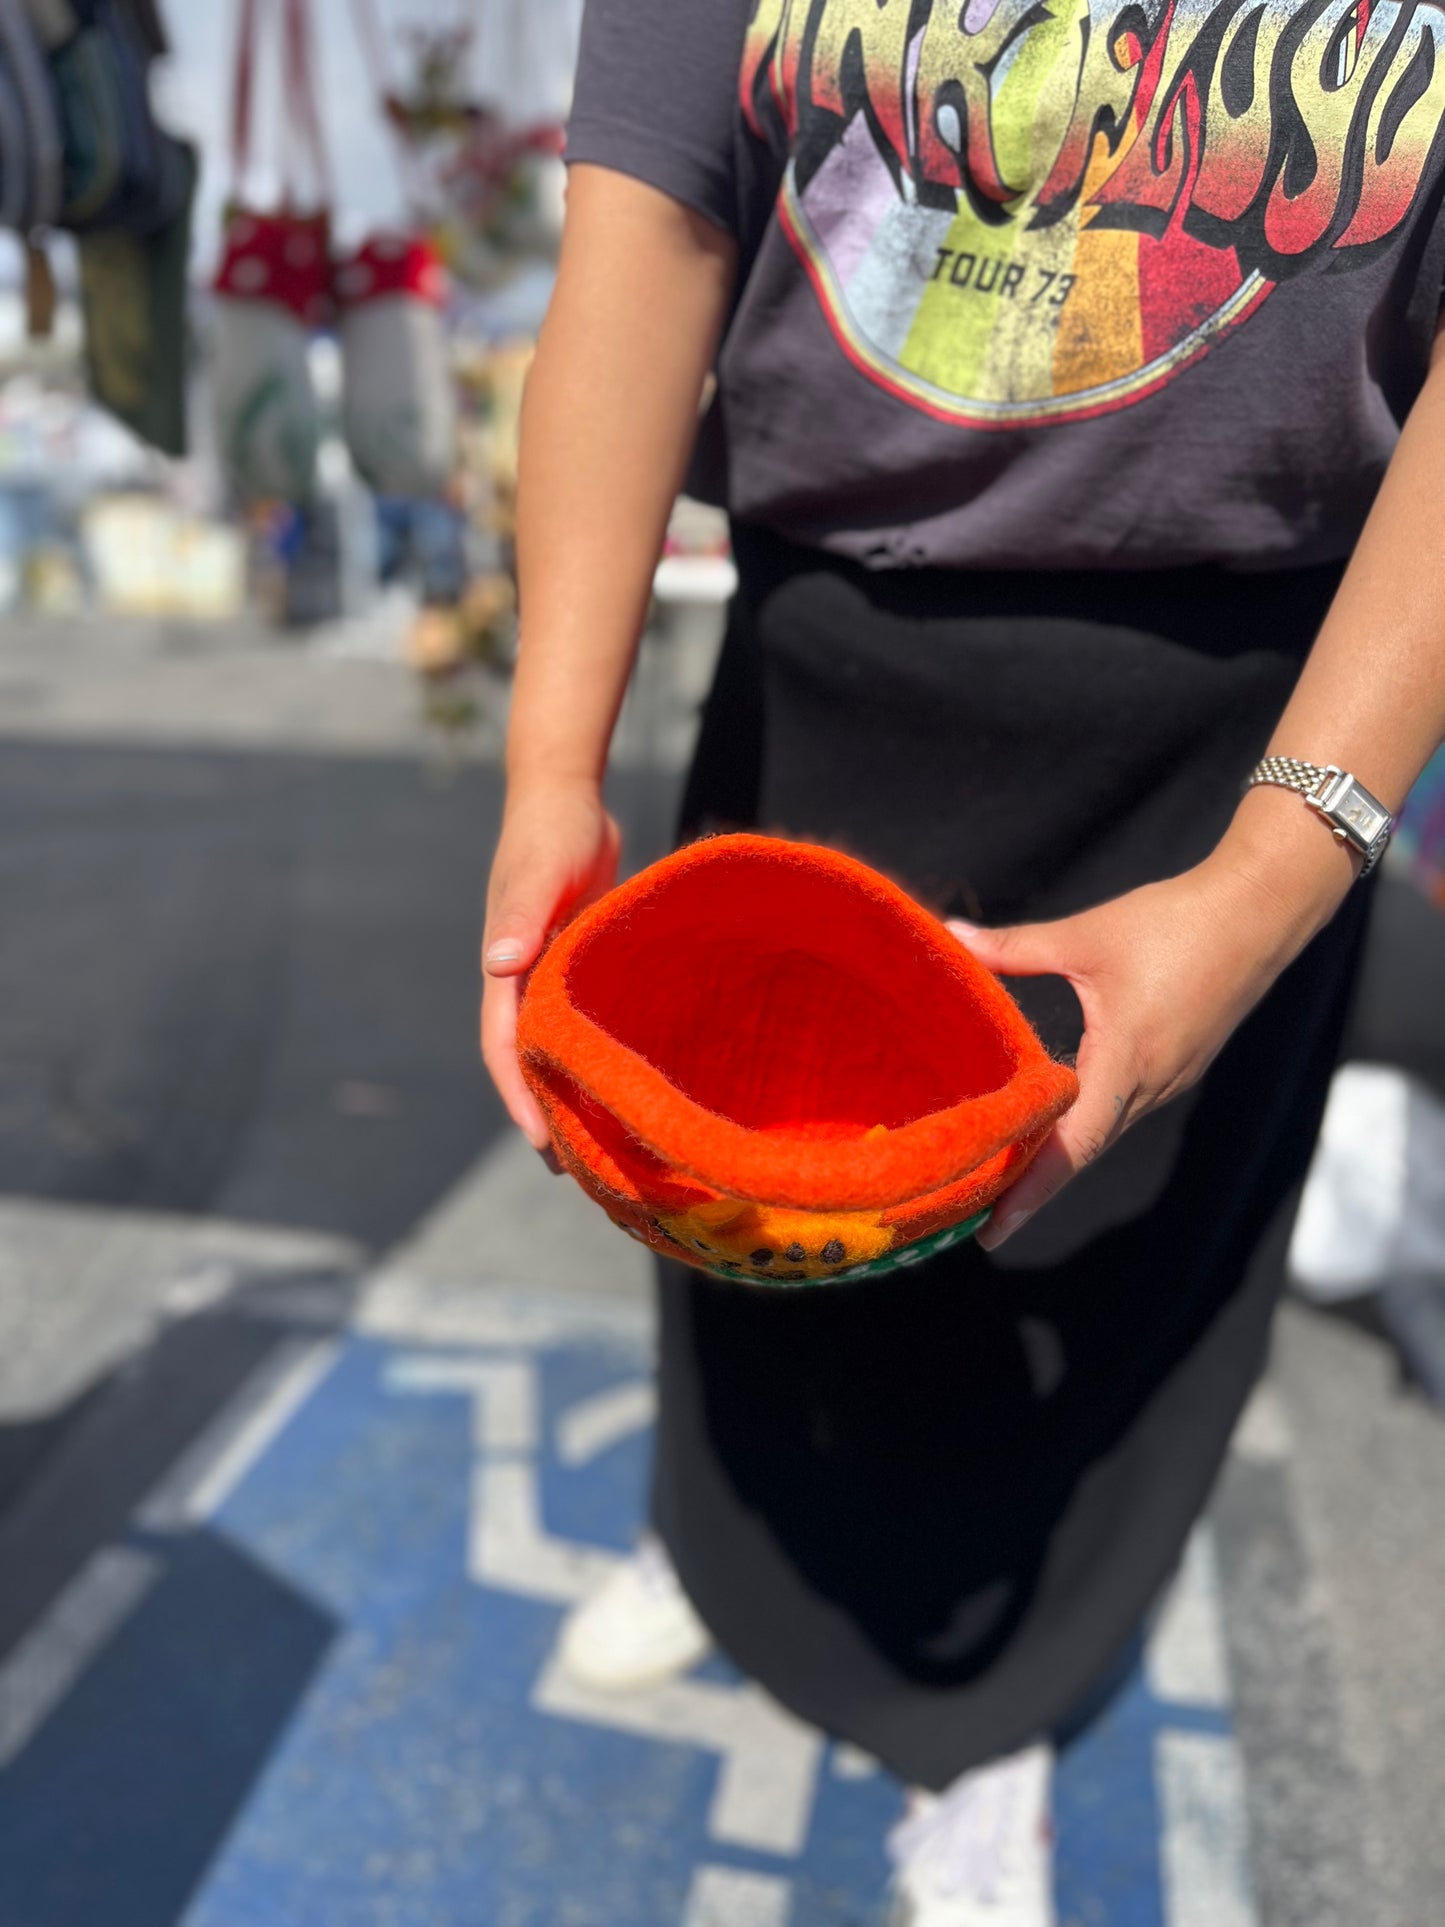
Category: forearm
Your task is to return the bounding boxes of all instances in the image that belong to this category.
[969,352,1445,1238]
[508,166,738,795]
[1216,335,1445,934]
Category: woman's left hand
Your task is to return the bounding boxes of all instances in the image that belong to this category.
[952,808,1356,1250]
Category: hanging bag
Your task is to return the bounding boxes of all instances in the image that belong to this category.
[334,230,455,500]
[0,51,31,233]
[49,19,126,228]
[212,0,330,507]
[28,0,197,453]
[335,0,455,500]
[0,0,61,228]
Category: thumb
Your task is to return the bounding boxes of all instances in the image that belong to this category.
[485,802,621,979]
[948,917,1066,979]
[484,900,549,977]
[484,865,557,978]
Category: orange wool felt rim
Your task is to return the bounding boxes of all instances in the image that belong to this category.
[518,836,1079,1215]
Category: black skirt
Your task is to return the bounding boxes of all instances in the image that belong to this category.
[651,523,1369,1792]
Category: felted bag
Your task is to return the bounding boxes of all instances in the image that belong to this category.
[211,0,331,507]
[21,0,80,50]
[48,19,124,227]
[0,50,31,231]
[213,204,329,504]
[77,133,195,456]
[33,0,195,453]
[518,835,1080,1286]
[335,232,455,500]
[0,0,62,227]
[43,0,187,235]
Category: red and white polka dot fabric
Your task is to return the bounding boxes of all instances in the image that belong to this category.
[215,209,334,330]
[332,234,447,316]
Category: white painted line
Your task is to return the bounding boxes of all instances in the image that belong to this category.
[534,1652,823,1857]
[182,1337,340,1524]
[161,1261,245,1318]
[389,1354,618,1602]
[556,1380,657,1467]
[0,1192,360,1424]
[387,1356,540,1453]
[473,1461,619,1605]
[1148,1526,1231,1710]
[137,1336,341,1533]
[156,1338,339,1528]
[683,1865,792,1927]
[0,1547,160,1768]
[1156,1731,1259,1927]
[397,1328,824,1864]
[359,1272,653,1351]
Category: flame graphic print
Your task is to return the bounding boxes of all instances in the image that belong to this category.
[741,0,1445,425]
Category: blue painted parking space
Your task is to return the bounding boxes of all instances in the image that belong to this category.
[0,1297,1257,1926]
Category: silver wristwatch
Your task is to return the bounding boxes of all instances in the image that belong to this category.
[1244,757,1393,876]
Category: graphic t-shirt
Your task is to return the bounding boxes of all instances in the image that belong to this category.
[567,0,1445,569]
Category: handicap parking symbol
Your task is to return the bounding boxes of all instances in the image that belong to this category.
[0,1289,1261,1926]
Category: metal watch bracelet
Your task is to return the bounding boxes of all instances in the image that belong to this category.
[1244,758,1393,877]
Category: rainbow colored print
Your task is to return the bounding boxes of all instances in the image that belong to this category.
[743,0,1445,429]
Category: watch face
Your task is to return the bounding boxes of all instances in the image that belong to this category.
[1338,789,1389,845]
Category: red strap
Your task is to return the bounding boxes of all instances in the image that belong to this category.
[230,0,330,209]
[230,0,269,192]
[283,0,333,208]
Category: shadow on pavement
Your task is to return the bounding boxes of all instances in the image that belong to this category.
[0,1271,359,1927]
[0,1529,337,1927]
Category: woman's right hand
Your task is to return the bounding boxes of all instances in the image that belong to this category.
[481,781,621,1153]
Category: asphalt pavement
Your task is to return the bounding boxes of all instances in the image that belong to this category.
[0,615,1442,1927]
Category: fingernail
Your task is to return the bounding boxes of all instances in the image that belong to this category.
[486,942,522,968]
[978,1208,1032,1252]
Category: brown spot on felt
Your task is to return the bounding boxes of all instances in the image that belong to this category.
[656,1205,894,1277]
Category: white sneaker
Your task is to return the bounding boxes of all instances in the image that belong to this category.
[886,1743,1056,1925]
[557,1535,713,1692]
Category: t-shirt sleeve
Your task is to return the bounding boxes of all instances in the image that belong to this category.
[565,0,750,235]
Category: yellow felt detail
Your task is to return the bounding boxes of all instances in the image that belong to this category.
[658,1202,894,1280]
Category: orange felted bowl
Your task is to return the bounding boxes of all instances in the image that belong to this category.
[518,835,1078,1286]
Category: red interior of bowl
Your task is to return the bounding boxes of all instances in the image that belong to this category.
[565,854,1017,1137]
[519,836,1078,1215]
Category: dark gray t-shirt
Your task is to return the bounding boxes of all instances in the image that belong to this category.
[567,0,1445,570]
